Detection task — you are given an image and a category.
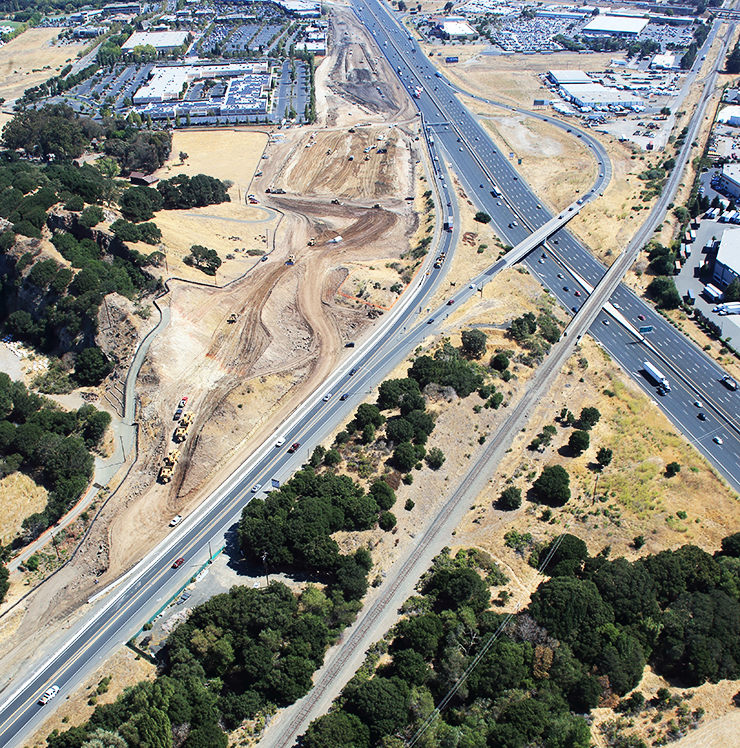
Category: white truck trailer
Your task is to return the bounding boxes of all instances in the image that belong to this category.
[643,361,671,392]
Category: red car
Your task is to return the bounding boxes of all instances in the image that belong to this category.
[638,314,646,321]
[288,442,301,453]
[172,557,185,569]
[447,299,455,305]
[574,290,581,297]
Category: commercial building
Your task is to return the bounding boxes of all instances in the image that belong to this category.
[133,61,270,104]
[717,105,740,127]
[714,228,740,288]
[275,0,321,17]
[559,82,642,109]
[438,17,478,40]
[122,30,189,53]
[717,164,740,199]
[582,15,649,37]
[547,70,592,85]
[650,53,680,70]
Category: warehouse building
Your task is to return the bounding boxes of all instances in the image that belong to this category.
[717,105,740,127]
[547,70,592,85]
[714,228,740,288]
[717,164,740,198]
[582,15,649,37]
[559,82,643,109]
[437,17,477,39]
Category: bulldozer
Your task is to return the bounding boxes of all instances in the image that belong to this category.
[159,465,173,483]
[165,449,180,466]
[227,313,239,323]
[307,238,316,246]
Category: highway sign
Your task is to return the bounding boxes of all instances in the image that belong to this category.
[639,326,654,334]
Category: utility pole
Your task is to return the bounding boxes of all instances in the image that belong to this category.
[262,551,270,585]
[119,435,125,462]
[208,541,213,563]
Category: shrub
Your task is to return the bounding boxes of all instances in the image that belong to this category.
[379,511,397,531]
[499,487,522,510]
[425,447,445,470]
[665,462,681,478]
[474,211,491,223]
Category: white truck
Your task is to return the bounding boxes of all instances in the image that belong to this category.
[715,302,740,315]
[643,361,671,392]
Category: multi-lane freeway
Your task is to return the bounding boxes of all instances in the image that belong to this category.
[356,0,740,485]
[2,5,740,747]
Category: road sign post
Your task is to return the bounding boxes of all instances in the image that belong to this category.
[639,326,654,334]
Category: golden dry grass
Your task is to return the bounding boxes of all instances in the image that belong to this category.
[0,29,85,130]
[0,472,48,545]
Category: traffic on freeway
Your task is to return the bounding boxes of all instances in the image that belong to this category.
[356,0,740,486]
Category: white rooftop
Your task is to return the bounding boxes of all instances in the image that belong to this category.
[718,228,740,274]
[582,15,648,35]
[717,106,740,125]
[442,19,477,36]
[548,69,592,84]
[122,30,189,50]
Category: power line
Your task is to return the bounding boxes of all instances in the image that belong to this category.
[406,530,571,747]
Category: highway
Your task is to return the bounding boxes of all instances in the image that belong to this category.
[355,0,740,486]
[1,7,739,748]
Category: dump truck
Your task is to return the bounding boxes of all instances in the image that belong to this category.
[165,449,180,466]
[643,361,671,392]
[159,465,173,483]
[174,419,191,443]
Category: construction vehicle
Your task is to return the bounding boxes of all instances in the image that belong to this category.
[159,450,179,483]
[174,415,192,443]
[307,238,316,246]
[286,254,296,265]
[227,313,239,323]
[165,449,180,465]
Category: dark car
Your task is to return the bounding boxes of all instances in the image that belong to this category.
[288,442,301,453]
[698,412,707,421]
[447,299,454,305]
[172,557,185,569]
[563,286,570,292]
[340,393,349,401]
[349,368,358,376]
[427,317,434,324]
[345,342,355,347]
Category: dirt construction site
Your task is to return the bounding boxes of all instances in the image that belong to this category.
[0,7,430,687]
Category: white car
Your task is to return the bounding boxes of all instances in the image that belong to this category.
[323,393,333,402]
[169,515,183,527]
[275,437,286,448]
[251,483,262,493]
[713,436,724,445]
[39,685,59,705]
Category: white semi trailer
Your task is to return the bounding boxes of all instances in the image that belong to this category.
[643,361,671,392]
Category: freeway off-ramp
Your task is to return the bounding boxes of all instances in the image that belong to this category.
[2,6,740,748]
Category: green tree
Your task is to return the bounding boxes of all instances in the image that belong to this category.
[721,532,740,557]
[345,677,410,743]
[74,347,112,386]
[354,403,384,428]
[79,205,104,228]
[324,449,341,467]
[499,486,522,510]
[184,245,221,276]
[370,480,396,511]
[727,41,740,73]
[491,352,510,371]
[28,259,58,288]
[304,711,370,748]
[393,442,417,472]
[379,511,397,531]
[460,328,487,359]
[647,276,681,309]
[596,447,613,468]
[474,211,491,223]
[578,407,601,430]
[665,461,681,478]
[532,465,571,506]
[377,378,421,410]
[569,430,590,456]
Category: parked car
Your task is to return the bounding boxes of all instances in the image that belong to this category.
[169,515,183,527]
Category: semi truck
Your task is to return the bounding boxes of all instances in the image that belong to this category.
[444,215,453,232]
[643,361,671,392]
[714,302,740,315]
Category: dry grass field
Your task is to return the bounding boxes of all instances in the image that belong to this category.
[0,29,84,131]
[0,473,48,547]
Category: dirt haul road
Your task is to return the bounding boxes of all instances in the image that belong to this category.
[0,8,425,691]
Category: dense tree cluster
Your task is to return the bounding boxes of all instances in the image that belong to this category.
[0,374,109,559]
[184,245,222,276]
[238,468,385,600]
[1,104,97,161]
[157,174,231,210]
[305,537,740,747]
[507,308,563,364]
[647,276,681,309]
[102,129,172,175]
[407,342,484,397]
